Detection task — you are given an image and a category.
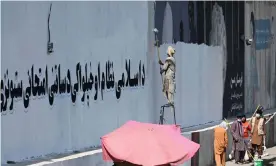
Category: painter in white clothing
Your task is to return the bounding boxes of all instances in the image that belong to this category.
[158,46,176,105]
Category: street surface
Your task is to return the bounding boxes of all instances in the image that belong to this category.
[226,146,276,166]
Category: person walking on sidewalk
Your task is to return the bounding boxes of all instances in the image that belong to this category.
[214,121,228,166]
[231,113,246,164]
[250,107,266,160]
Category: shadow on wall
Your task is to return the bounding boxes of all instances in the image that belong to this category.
[154,1,245,119]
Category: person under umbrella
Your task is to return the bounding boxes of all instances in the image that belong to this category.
[101,121,200,166]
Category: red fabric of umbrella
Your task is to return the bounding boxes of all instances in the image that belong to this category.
[101,121,200,166]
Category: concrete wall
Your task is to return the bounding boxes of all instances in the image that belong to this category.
[2,149,112,166]
[1,1,224,163]
[1,1,152,163]
[244,1,276,114]
[8,111,275,166]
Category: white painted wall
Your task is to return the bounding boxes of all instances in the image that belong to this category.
[1,1,152,162]
[1,1,223,163]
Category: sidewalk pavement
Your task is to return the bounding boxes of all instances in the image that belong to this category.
[226,146,276,166]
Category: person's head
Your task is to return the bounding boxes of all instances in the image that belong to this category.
[167,46,175,57]
[241,114,246,123]
[236,113,243,122]
[256,106,263,118]
[219,121,228,130]
[256,106,264,118]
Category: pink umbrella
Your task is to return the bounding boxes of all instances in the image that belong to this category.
[101,121,200,166]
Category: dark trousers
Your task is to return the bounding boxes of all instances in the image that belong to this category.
[235,151,245,162]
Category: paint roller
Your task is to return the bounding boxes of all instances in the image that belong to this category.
[153,28,163,83]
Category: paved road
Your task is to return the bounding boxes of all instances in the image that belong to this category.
[226,146,276,166]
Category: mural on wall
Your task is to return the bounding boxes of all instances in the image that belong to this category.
[154,1,245,118]
[198,1,245,118]
[209,3,227,90]
[245,1,276,113]
[1,60,146,114]
[154,1,198,44]
[161,2,173,43]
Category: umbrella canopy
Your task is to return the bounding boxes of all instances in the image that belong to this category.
[101,121,200,166]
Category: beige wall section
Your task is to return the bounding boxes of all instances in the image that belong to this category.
[244,1,276,114]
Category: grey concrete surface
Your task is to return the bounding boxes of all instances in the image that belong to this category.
[181,108,276,133]
[226,146,276,166]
